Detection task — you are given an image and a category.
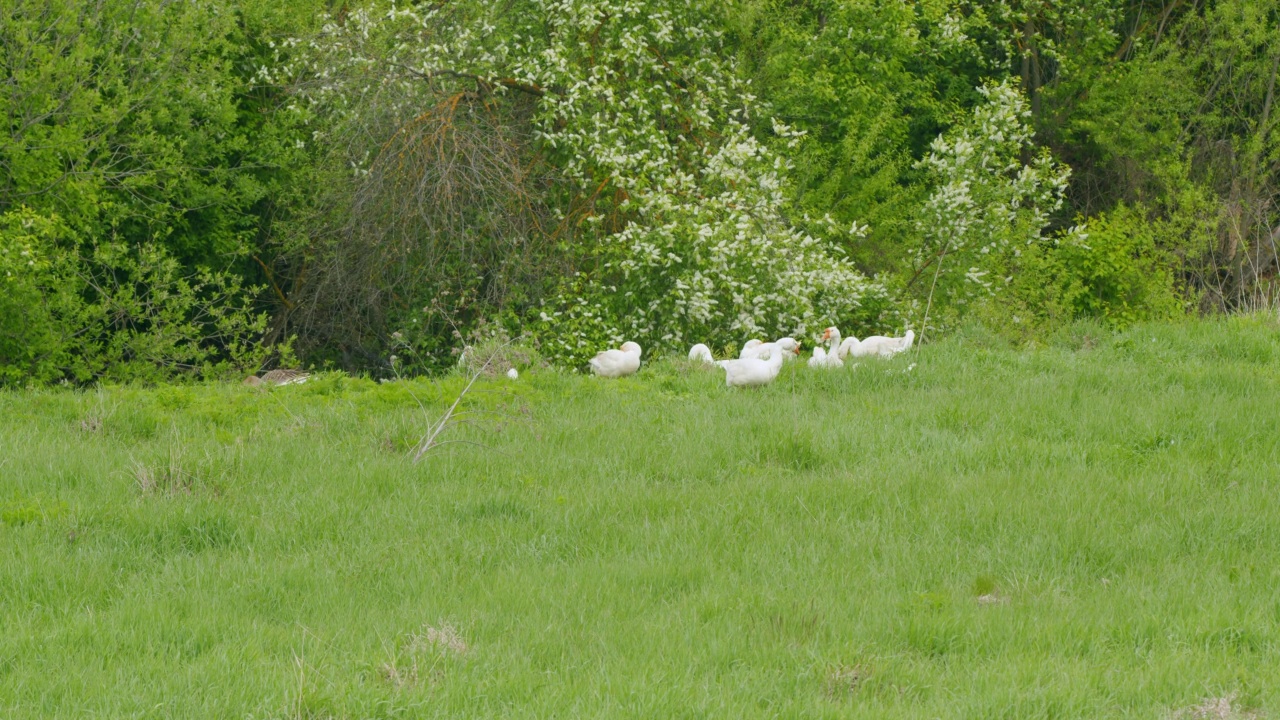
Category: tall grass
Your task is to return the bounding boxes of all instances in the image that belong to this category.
[3,317,1280,718]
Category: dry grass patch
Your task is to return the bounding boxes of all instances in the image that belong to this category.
[377,623,468,690]
[824,664,868,698]
[1174,695,1260,720]
[130,446,230,497]
[410,623,469,655]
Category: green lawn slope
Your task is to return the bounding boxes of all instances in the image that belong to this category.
[4,318,1280,719]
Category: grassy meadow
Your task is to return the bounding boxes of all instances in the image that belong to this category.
[4,318,1280,719]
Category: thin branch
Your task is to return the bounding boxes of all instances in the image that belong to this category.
[917,236,952,351]
[411,345,501,462]
[412,438,500,455]
[253,254,294,309]
[389,63,547,97]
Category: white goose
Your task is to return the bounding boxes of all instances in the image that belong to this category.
[849,330,915,358]
[812,327,845,368]
[739,339,765,359]
[722,343,786,388]
[836,335,862,360]
[589,341,642,378]
[688,343,715,364]
[742,337,801,361]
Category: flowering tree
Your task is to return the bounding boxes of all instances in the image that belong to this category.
[913,80,1076,320]
[272,0,887,367]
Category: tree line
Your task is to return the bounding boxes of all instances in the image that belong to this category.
[1,0,1277,383]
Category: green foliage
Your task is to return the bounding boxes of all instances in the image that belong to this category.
[0,208,272,386]
[1,0,306,263]
[0,209,78,385]
[1051,206,1184,326]
[0,0,319,385]
[971,204,1184,338]
[728,0,987,271]
[4,0,1278,377]
[1050,0,1280,309]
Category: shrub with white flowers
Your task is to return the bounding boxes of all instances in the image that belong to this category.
[915,80,1078,314]
[272,0,887,367]
[595,121,889,355]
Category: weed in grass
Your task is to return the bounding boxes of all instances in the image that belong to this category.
[376,623,467,691]
[762,435,825,472]
[130,445,233,497]
[377,658,435,690]
[1,495,65,526]
[971,573,998,596]
[824,664,868,698]
[132,457,196,496]
[972,573,1009,605]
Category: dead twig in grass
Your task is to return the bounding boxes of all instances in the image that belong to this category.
[412,346,501,462]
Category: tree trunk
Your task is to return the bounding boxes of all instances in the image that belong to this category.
[1021,16,1039,116]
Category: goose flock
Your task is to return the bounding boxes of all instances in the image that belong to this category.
[589,327,914,388]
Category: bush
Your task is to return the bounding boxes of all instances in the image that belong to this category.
[1052,205,1184,326]
[0,208,272,386]
[0,210,82,385]
[277,0,892,370]
[975,204,1185,339]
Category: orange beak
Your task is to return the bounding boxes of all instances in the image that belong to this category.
[821,328,831,341]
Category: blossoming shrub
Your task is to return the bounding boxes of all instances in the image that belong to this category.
[914,80,1075,330]
[277,0,889,369]
[587,125,892,361]
[915,81,1186,336]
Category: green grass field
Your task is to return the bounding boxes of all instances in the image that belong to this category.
[4,318,1280,719]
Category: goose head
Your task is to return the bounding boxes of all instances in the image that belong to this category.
[620,341,642,356]
[820,326,842,349]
